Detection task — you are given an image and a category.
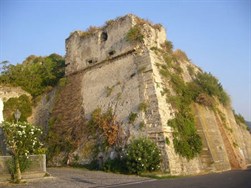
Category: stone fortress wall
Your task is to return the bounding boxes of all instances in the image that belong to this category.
[2,14,250,175]
[64,14,251,175]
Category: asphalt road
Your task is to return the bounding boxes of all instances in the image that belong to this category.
[111,168,251,188]
[1,167,250,188]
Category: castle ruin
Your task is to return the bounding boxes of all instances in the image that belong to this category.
[41,14,251,174]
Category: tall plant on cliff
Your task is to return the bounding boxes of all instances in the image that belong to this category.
[0,121,43,183]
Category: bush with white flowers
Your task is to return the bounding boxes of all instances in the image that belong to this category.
[0,121,43,183]
[126,138,161,174]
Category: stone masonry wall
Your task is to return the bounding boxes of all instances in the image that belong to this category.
[63,14,251,175]
[65,16,134,76]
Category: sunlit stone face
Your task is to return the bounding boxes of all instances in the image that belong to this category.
[0,98,3,123]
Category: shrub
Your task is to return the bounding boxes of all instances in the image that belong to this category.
[126,25,144,43]
[105,19,116,26]
[153,23,162,30]
[138,102,148,112]
[88,108,119,146]
[195,72,230,105]
[105,86,114,97]
[168,111,202,159]
[128,112,137,124]
[1,121,43,183]
[195,93,214,107]
[3,95,32,122]
[234,112,245,125]
[103,158,127,173]
[126,138,161,174]
[0,54,65,97]
[233,110,248,129]
[157,57,202,159]
[161,40,173,54]
[163,54,173,67]
[139,122,145,130]
[7,156,32,177]
[187,65,195,76]
[173,49,189,61]
[165,137,170,145]
[58,77,67,87]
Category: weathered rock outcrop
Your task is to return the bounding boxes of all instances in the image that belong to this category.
[0,86,31,101]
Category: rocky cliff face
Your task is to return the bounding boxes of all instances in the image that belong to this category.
[0,86,31,101]
[29,14,251,175]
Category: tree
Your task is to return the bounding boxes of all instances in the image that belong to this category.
[0,54,65,97]
[0,121,43,183]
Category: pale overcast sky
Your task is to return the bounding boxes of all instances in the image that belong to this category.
[0,0,250,120]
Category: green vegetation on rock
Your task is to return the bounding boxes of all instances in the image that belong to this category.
[0,53,65,97]
[194,72,230,106]
[128,112,138,124]
[156,45,201,159]
[234,112,246,125]
[156,43,232,159]
[233,110,249,130]
[126,25,144,43]
[3,95,32,122]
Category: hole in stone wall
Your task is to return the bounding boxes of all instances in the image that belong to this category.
[101,32,108,41]
[108,50,116,56]
[130,73,136,78]
[87,60,93,64]
[86,58,97,65]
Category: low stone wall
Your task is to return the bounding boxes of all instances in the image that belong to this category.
[0,154,46,182]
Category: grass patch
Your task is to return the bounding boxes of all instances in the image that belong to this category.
[128,112,137,124]
[126,25,144,43]
[140,172,180,179]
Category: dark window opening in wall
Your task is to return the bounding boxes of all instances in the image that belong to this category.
[101,32,108,41]
[108,50,116,56]
[130,72,136,78]
[87,60,93,64]
[86,58,97,65]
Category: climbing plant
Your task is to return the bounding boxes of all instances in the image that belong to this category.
[87,108,120,146]
[156,46,203,159]
[156,43,232,159]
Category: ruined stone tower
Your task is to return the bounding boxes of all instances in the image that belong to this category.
[57,14,251,175]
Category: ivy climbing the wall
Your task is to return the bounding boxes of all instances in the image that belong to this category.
[166,70,203,159]
[155,43,202,159]
[87,108,120,147]
[155,41,231,159]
